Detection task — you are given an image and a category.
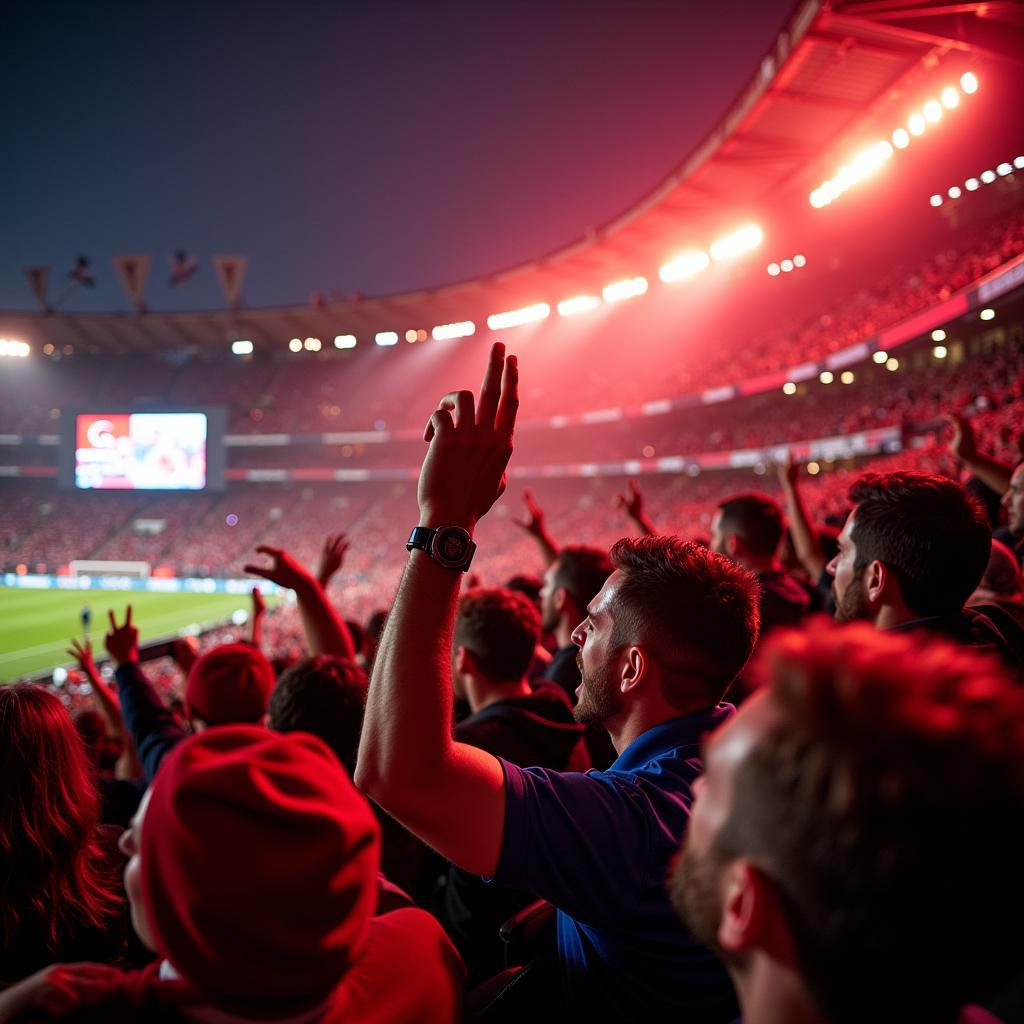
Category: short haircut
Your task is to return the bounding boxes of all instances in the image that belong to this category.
[268,656,367,775]
[454,587,541,683]
[609,536,761,706]
[715,622,1024,1024]
[717,492,785,557]
[553,545,613,614]
[505,574,543,609]
[848,471,990,616]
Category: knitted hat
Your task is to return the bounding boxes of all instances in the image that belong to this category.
[141,725,380,1016]
[184,643,275,725]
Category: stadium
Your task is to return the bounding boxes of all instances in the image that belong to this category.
[2,1,1024,1019]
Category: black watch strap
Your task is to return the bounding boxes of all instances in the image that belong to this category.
[406,525,476,572]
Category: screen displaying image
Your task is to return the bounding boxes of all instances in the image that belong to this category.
[75,412,208,490]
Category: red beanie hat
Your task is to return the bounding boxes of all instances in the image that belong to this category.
[141,725,380,1016]
[184,643,275,725]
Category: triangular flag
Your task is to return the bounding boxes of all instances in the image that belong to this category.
[24,266,50,310]
[114,254,151,311]
[213,255,247,309]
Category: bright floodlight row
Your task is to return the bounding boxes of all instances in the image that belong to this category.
[810,73,978,209]
[930,155,1022,206]
[0,338,30,358]
[767,253,806,276]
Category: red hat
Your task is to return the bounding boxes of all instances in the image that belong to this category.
[184,643,275,725]
[141,725,380,1016]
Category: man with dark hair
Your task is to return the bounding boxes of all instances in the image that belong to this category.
[826,471,1018,664]
[539,544,613,699]
[441,587,589,980]
[670,621,1024,1024]
[711,491,810,632]
[357,344,762,1021]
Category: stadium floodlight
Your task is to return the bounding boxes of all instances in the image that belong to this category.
[923,100,943,124]
[431,321,476,341]
[659,250,710,283]
[487,303,550,331]
[602,277,648,302]
[334,334,357,349]
[960,71,978,94]
[941,87,960,109]
[980,169,996,184]
[908,113,926,136]
[810,141,892,209]
[230,339,253,355]
[933,345,948,359]
[997,163,1013,176]
[557,295,601,317]
[819,370,834,384]
[1015,156,1024,170]
[840,371,855,384]
[767,263,781,276]
[782,382,796,395]
[979,308,995,321]
[892,128,910,149]
[781,259,794,273]
[872,350,888,364]
[930,194,943,207]
[0,338,30,358]
[709,224,763,262]
[288,338,303,352]
[947,186,962,199]
[374,331,399,346]
[405,330,418,343]
[304,337,322,351]
[931,328,947,342]
[965,178,979,192]
[806,462,821,476]
[793,254,806,268]
[886,357,900,371]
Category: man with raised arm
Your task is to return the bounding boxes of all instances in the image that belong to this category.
[356,343,762,1022]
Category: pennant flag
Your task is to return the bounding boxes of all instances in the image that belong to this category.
[67,256,96,288]
[213,255,247,309]
[23,266,50,310]
[169,249,199,286]
[114,254,151,312]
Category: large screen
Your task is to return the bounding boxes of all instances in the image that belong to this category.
[59,408,227,491]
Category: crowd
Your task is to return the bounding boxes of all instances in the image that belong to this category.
[2,340,1023,1024]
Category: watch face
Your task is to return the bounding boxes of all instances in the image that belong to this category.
[435,528,470,565]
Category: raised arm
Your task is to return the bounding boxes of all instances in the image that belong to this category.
[316,531,350,589]
[356,343,518,877]
[513,489,560,566]
[244,544,356,660]
[614,478,656,536]
[946,412,1014,496]
[776,453,827,580]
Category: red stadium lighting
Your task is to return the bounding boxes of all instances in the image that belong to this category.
[965,178,980,192]
[602,277,648,302]
[659,250,710,283]
[908,113,926,136]
[431,321,475,341]
[923,100,942,124]
[557,295,601,317]
[0,338,30,358]
[891,128,910,149]
[405,330,418,343]
[810,141,892,208]
[709,224,762,262]
[793,254,806,268]
[487,303,550,331]
[767,263,781,276]
[304,337,322,351]
[941,87,959,109]
[288,338,302,352]
[780,259,794,273]
[960,71,978,94]
[782,382,797,395]
[980,169,996,184]
[334,334,357,349]
[997,162,1013,176]
[947,186,961,199]
[375,331,399,346]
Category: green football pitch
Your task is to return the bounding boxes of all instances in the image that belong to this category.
[0,588,272,683]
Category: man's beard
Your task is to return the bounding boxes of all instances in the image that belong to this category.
[833,572,872,624]
[669,838,731,961]
[573,651,622,726]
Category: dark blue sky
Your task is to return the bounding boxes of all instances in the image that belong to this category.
[4,1,795,313]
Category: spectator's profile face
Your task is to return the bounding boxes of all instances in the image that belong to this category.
[1003,464,1024,536]
[570,571,625,726]
[671,691,777,961]
[828,511,871,623]
[119,788,157,952]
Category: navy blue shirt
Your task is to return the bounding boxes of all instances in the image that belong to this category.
[493,705,738,1022]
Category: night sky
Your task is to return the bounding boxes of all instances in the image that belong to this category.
[5,1,795,313]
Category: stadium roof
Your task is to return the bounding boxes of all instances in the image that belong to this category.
[3,0,1022,354]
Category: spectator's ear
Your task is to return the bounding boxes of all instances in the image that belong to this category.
[619,645,650,695]
[553,586,568,617]
[454,644,472,676]
[864,559,890,608]
[719,862,790,959]
[726,532,741,559]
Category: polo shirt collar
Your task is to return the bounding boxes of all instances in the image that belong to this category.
[610,703,734,773]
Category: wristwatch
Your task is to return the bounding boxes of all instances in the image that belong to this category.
[407,525,477,572]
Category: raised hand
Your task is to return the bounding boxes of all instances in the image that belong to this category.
[244,545,314,592]
[513,490,546,537]
[251,585,267,618]
[614,479,645,519]
[945,412,978,463]
[316,532,350,586]
[104,607,138,667]
[418,342,518,528]
[776,450,799,489]
[66,637,98,678]
[0,962,124,1020]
